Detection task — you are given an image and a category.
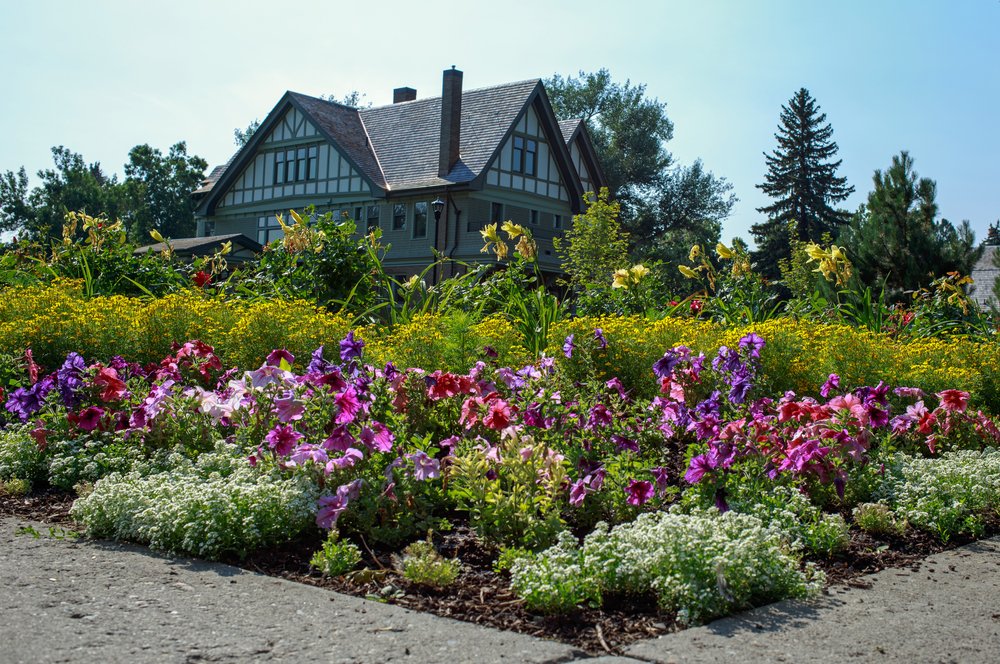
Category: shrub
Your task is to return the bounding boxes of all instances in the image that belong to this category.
[853,502,906,536]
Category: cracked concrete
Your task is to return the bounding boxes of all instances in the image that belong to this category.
[3,515,999,663]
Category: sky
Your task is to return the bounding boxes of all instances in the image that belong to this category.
[1,0,998,246]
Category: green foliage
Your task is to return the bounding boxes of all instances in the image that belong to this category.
[310,531,363,576]
[448,440,568,550]
[753,88,854,278]
[510,509,823,622]
[0,426,45,487]
[400,537,461,589]
[555,188,630,291]
[240,207,379,313]
[46,431,144,490]
[841,151,981,295]
[853,502,907,537]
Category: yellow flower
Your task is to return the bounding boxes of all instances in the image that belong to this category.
[679,265,699,279]
[804,243,827,262]
[501,220,525,239]
[612,268,631,289]
[480,223,501,244]
[715,243,733,260]
[629,264,650,281]
[688,245,702,262]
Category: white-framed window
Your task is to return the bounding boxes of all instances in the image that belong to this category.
[512,135,537,176]
[366,205,380,232]
[553,214,563,230]
[529,209,538,225]
[257,215,284,245]
[272,145,318,185]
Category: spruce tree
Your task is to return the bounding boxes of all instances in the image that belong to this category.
[752,88,854,277]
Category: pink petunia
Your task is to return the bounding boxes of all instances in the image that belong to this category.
[625,479,655,506]
[936,389,970,413]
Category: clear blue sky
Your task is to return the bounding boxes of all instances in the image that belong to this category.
[1,0,997,246]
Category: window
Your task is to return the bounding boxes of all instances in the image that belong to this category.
[553,214,563,230]
[491,202,504,224]
[354,206,363,224]
[257,214,283,245]
[272,145,319,185]
[366,205,380,233]
[511,135,537,176]
[392,203,406,231]
[413,201,428,238]
[524,139,537,176]
[529,209,539,226]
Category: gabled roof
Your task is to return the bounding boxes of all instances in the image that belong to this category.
[197,77,594,213]
[359,79,541,190]
[558,118,608,193]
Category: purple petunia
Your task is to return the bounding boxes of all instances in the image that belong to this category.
[738,332,766,359]
[265,348,295,368]
[265,424,302,456]
[57,352,87,408]
[307,346,334,375]
[562,334,575,359]
[684,454,714,484]
[594,328,607,349]
[339,331,365,362]
[820,373,840,398]
[407,450,441,481]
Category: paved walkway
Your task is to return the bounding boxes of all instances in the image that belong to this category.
[2,516,999,663]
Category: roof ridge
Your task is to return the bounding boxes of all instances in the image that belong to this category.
[363,78,541,111]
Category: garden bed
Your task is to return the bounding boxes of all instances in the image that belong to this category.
[3,490,996,655]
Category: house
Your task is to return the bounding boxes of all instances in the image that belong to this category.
[969,245,999,310]
[134,233,262,264]
[192,68,605,282]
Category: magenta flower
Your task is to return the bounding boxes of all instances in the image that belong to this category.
[266,348,295,368]
[569,479,588,506]
[359,421,394,453]
[334,386,362,424]
[316,493,349,529]
[265,424,302,456]
[322,425,356,451]
[649,466,669,496]
[586,403,613,429]
[325,447,363,472]
[684,454,713,484]
[820,373,840,398]
[72,406,106,432]
[893,386,925,400]
[625,479,655,506]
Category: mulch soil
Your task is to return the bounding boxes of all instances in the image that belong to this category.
[2,489,997,656]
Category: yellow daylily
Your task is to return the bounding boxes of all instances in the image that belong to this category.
[480,223,501,244]
[612,268,631,289]
[149,229,165,243]
[688,244,702,262]
[715,243,734,260]
[629,264,650,280]
[678,265,699,279]
[515,235,536,261]
[501,220,525,239]
[804,243,827,262]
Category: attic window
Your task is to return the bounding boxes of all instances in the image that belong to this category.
[273,146,318,185]
[512,136,537,176]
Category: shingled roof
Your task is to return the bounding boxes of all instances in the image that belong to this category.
[197,76,583,208]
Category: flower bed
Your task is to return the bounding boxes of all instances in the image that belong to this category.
[2,320,1000,651]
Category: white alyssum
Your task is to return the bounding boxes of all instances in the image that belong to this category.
[511,507,823,623]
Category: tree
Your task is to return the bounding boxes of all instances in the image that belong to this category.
[554,188,630,290]
[545,69,673,212]
[753,88,854,278]
[233,120,261,147]
[841,151,980,293]
[0,147,125,240]
[545,70,735,260]
[123,142,207,240]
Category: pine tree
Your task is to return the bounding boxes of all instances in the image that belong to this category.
[752,89,854,277]
[841,151,980,294]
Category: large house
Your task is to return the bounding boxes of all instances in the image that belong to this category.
[193,68,605,281]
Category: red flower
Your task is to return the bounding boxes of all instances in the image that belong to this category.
[94,366,127,402]
[690,299,703,314]
[935,389,970,413]
[192,271,212,288]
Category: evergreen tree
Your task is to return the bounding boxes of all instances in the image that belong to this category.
[753,88,854,277]
[841,151,980,294]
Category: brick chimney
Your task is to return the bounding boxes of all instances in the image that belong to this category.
[438,67,462,177]
[393,87,416,103]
